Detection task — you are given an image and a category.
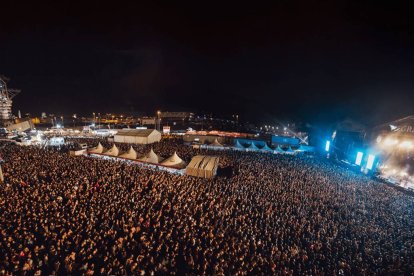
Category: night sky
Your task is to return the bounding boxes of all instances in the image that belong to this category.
[1,1,414,125]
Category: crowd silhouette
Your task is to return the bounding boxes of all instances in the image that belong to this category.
[0,139,413,275]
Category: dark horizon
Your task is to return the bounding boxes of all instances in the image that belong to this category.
[2,2,414,126]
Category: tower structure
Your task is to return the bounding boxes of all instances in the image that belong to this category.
[0,75,20,125]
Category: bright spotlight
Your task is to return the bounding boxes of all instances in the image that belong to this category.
[383,138,398,146]
[355,152,363,166]
[399,171,408,177]
[325,140,330,152]
[399,141,413,149]
[366,154,375,170]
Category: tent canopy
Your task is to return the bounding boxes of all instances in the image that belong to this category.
[186,155,220,178]
[139,148,163,164]
[209,138,223,147]
[119,146,138,159]
[161,152,186,168]
[234,140,245,149]
[89,142,105,154]
[261,143,273,151]
[114,129,161,144]
[104,144,120,156]
[247,142,259,150]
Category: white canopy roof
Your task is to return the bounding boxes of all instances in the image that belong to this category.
[161,152,186,168]
[104,144,120,156]
[274,145,283,153]
[247,142,259,150]
[210,138,223,147]
[234,140,245,149]
[261,143,273,151]
[186,155,220,179]
[89,142,105,154]
[119,146,138,159]
[139,148,163,164]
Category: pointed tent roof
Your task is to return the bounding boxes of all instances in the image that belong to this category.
[89,142,105,154]
[274,145,284,153]
[286,146,295,153]
[161,152,186,168]
[104,144,120,156]
[139,148,163,164]
[247,142,259,150]
[234,140,245,149]
[119,146,138,159]
[210,138,223,147]
[261,143,273,151]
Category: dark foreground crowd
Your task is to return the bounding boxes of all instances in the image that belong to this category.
[0,139,413,275]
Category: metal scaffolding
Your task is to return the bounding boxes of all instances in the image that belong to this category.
[0,75,20,124]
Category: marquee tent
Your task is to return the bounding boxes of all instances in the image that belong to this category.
[161,152,186,168]
[104,144,120,156]
[210,138,224,147]
[260,143,273,151]
[247,142,259,151]
[186,155,220,179]
[233,140,245,150]
[273,145,284,153]
[119,146,138,159]
[139,148,163,164]
[114,129,161,144]
[89,142,105,154]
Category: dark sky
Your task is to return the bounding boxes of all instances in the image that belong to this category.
[1,1,414,125]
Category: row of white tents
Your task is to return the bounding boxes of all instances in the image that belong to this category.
[201,139,312,153]
[88,143,186,168]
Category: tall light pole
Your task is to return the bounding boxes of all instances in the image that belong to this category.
[157,110,161,131]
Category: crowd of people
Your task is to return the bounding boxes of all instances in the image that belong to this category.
[0,138,413,275]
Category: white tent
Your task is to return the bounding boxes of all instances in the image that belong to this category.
[261,143,273,151]
[114,129,161,144]
[273,145,284,154]
[234,140,245,150]
[104,144,120,156]
[285,146,295,154]
[119,146,138,159]
[210,138,223,147]
[89,142,105,154]
[247,142,259,151]
[139,148,163,164]
[161,152,186,168]
[186,155,220,178]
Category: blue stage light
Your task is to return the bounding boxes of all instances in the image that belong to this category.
[366,154,375,170]
[355,152,363,166]
[325,140,330,152]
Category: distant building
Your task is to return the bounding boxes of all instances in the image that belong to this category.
[140,117,156,126]
[159,112,194,130]
[6,120,34,132]
[160,112,193,120]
